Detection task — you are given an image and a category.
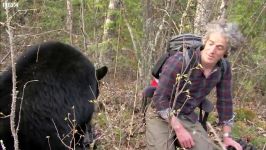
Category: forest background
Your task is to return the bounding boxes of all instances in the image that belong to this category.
[0,0,265,149]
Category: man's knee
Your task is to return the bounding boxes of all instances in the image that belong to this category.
[145,110,176,150]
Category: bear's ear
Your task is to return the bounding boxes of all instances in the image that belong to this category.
[96,66,108,80]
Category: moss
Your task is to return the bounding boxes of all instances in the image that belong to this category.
[232,122,248,138]
[95,112,108,128]
[232,121,266,149]
[207,112,217,124]
[251,137,266,149]
[113,127,124,141]
[235,108,256,121]
[255,120,266,130]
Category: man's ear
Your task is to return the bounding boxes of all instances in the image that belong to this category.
[96,66,108,80]
[224,50,229,58]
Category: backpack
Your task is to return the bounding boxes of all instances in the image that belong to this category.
[151,33,227,79]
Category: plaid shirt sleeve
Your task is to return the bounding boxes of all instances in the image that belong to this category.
[216,60,234,126]
[153,52,184,111]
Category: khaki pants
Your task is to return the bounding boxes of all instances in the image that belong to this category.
[145,106,221,150]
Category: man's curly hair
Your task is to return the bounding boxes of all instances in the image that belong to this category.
[202,19,245,56]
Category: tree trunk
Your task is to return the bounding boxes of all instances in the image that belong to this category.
[102,0,120,41]
[218,0,228,20]
[80,0,88,50]
[194,0,215,35]
[100,0,120,67]
[66,0,73,44]
[140,0,153,86]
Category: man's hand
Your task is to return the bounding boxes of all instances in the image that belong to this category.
[223,137,243,150]
[170,116,195,149]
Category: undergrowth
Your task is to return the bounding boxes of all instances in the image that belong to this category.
[93,79,266,149]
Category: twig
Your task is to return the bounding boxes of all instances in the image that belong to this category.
[51,119,73,150]
[0,140,6,150]
[0,51,11,64]
[17,80,39,132]
[207,122,226,150]
[0,113,10,119]
[127,61,140,147]
[120,119,146,144]
[46,136,51,150]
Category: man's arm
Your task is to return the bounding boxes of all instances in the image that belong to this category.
[216,61,242,150]
[153,52,184,114]
[170,115,195,149]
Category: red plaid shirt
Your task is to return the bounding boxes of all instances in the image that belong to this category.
[153,50,234,125]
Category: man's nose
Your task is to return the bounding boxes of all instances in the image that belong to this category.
[209,45,216,53]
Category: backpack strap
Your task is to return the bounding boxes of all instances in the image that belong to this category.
[182,46,200,74]
[220,58,228,78]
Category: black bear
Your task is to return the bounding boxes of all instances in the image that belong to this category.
[0,41,108,150]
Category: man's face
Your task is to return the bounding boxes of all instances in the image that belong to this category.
[200,32,228,67]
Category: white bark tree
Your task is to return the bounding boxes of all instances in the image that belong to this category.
[80,0,88,50]
[100,0,121,67]
[218,0,228,20]
[66,0,73,44]
[102,0,120,41]
[194,0,215,35]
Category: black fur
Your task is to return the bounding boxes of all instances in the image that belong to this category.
[0,41,107,150]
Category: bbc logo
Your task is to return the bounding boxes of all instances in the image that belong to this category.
[2,2,19,9]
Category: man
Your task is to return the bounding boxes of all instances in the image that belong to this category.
[146,20,243,150]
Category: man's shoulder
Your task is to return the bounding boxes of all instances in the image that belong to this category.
[169,51,184,62]
[161,52,185,74]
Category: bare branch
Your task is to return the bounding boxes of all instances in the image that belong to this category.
[66,0,73,44]
[0,51,11,64]
[0,140,6,150]
[4,0,19,149]
[80,0,88,50]
[16,80,39,132]
[51,119,73,150]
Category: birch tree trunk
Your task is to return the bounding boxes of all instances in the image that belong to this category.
[80,0,88,50]
[100,0,120,67]
[194,0,215,35]
[218,0,228,20]
[102,0,120,41]
[66,0,73,44]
